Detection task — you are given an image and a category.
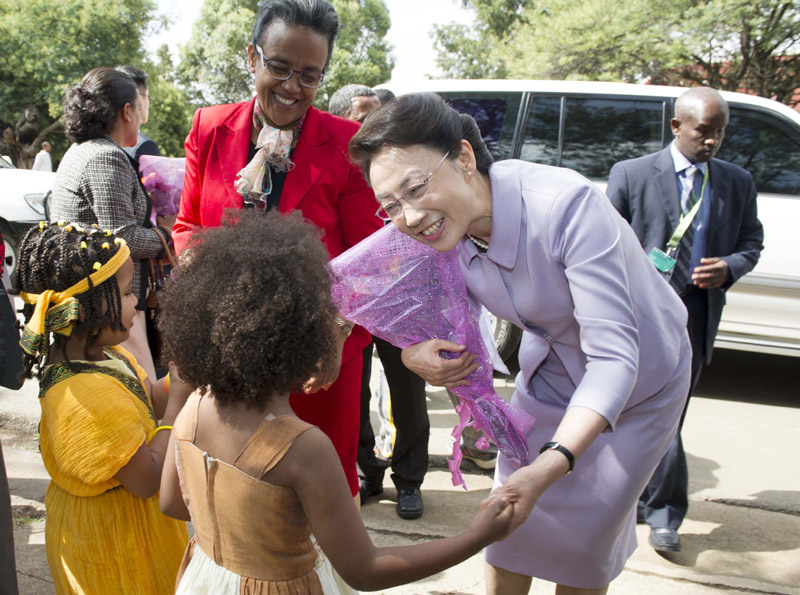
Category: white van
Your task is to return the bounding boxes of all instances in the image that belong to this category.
[384,80,800,360]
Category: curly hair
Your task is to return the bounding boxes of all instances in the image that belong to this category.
[63,67,139,143]
[17,223,127,377]
[157,210,338,407]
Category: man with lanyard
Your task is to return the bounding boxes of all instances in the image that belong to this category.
[606,86,763,552]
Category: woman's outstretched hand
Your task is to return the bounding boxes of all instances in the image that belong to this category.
[480,466,542,533]
[401,339,479,388]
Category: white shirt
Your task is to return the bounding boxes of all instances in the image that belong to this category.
[32,150,52,172]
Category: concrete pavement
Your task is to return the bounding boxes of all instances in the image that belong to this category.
[1,350,798,594]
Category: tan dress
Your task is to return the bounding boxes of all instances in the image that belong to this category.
[173,394,355,594]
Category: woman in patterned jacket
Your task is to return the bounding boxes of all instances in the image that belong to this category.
[49,67,170,382]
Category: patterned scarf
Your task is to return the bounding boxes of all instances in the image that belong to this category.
[234,99,305,205]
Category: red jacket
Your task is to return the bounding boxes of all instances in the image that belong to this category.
[174,100,382,360]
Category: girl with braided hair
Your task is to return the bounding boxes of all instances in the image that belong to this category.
[16,222,189,594]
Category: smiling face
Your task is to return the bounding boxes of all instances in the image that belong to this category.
[247,20,328,129]
[369,143,489,252]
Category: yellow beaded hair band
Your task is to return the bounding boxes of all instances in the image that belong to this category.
[19,233,130,357]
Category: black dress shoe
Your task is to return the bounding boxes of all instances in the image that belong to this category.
[649,527,681,552]
[396,488,423,519]
[359,478,383,505]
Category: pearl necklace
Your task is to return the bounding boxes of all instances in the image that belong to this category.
[468,234,489,252]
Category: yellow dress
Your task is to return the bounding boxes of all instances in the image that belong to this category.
[38,345,188,594]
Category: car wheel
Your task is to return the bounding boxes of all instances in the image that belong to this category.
[2,232,18,288]
[485,312,522,372]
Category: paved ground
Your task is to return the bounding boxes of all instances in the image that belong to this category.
[1,348,798,594]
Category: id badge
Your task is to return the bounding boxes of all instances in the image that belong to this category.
[648,247,676,274]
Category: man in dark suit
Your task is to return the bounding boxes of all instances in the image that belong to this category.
[606,86,764,552]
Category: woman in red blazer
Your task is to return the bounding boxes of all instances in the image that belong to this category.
[173,0,381,496]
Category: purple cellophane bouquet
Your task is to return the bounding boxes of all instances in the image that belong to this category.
[139,155,185,221]
[328,224,534,489]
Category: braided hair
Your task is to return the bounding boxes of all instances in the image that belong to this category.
[17,222,126,377]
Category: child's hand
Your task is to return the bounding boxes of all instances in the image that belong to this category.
[165,361,192,406]
[468,497,514,544]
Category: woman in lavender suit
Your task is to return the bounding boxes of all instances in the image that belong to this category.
[349,93,691,595]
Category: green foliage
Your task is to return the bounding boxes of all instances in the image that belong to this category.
[177,0,394,109]
[432,23,507,79]
[177,0,256,106]
[145,47,196,157]
[434,0,800,106]
[320,0,394,107]
[661,0,800,105]
[0,0,194,162]
[0,0,158,122]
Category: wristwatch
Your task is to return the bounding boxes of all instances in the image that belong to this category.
[539,441,575,475]
[334,316,354,337]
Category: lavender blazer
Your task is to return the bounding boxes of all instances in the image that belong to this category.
[459,160,689,428]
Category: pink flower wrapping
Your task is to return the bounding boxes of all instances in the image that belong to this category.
[328,224,534,489]
[139,155,185,219]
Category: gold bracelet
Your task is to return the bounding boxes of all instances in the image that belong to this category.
[153,425,173,437]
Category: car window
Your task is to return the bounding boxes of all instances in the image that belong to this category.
[441,93,522,161]
[520,95,561,166]
[716,107,800,196]
[560,97,664,180]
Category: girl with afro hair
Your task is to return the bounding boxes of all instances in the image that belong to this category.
[16,222,189,593]
[157,210,513,593]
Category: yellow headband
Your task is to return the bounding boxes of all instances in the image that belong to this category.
[20,240,131,357]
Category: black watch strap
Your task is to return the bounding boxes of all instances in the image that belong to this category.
[539,441,575,475]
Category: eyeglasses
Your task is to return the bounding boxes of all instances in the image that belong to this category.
[375,151,451,221]
[255,45,325,89]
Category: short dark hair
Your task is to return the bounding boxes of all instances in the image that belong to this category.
[157,210,338,407]
[17,223,127,377]
[373,87,395,105]
[114,64,148,90]
[252,0,339,71]
[62,67,139,143]
[328,84,376,118]
[348,93,493,184]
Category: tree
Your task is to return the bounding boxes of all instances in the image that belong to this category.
[433,0,800,107]
[145,46,197,157]
[432,23,507,79]
[178,0,394,109]
[0,0,161,165]
[658,0,800,106]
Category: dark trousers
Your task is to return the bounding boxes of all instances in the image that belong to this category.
[358,337,429,491]
[642,289,707,529]
[0,441,19,595]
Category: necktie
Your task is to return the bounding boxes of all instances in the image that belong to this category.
[669,166,699,292]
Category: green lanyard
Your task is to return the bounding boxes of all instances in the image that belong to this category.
[667,164,709,249]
